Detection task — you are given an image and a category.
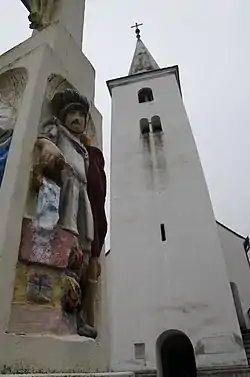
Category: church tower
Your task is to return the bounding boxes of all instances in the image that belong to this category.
[107,25,247,371]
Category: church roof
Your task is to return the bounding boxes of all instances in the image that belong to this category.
[128,34,160,76]
[216,221,246,240]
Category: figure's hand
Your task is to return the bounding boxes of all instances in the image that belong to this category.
[37,138,63,169]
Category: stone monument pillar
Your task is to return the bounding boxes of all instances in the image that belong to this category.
[0,0,109,373]
[21,0,85,47]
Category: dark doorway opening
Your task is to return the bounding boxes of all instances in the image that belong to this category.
[156,329,197,377]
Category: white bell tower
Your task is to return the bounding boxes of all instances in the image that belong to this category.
[107,24,247,371]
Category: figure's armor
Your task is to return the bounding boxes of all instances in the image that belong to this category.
[38,121,94,252]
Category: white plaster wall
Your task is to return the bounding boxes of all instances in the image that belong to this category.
[217,223,250,322]
[108,70,247,371]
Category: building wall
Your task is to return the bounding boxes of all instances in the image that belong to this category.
[108,68,247,372]
[217,223,250,324]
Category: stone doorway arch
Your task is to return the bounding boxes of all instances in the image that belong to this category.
[156,329,197,377]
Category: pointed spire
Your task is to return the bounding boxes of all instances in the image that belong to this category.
[129,23,160,76]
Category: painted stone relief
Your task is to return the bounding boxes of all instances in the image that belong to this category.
[9,76,107,339]
[0,68,28,186]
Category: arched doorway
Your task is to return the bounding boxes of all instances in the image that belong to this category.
[156,329,197,377]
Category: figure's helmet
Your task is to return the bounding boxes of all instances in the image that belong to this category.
[51,89,90,123]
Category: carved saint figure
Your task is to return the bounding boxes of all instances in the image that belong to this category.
[0,128,12,185]
[0,101,13,185]
[33,89,107,338]
[0,68,28,186]
[24,0,59,30]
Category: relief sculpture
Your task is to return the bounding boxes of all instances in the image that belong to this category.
[10,87,107,339]
[0,68,28,186]
[21,0,59,30]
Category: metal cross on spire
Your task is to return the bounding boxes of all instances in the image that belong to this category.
[131,22,143,40]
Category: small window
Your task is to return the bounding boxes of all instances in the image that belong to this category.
[134,343,145,360]
[138,88,154,103]
[140,118,150,135]
[160,224,166,242]
[151,115,163,133]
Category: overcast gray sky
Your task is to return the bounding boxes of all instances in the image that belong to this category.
[1,0,250,240]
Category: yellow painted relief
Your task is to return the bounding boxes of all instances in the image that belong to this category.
[13,262,62,308]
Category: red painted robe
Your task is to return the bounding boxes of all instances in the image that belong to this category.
[86,146,107,258]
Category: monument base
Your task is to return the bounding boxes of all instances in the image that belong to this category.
[0,327,109,373]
